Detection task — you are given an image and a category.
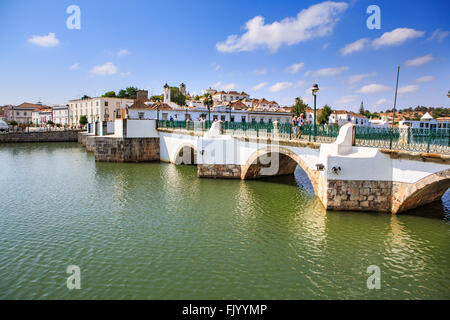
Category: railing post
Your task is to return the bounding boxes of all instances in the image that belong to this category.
[389,127,393,149]
[427,129,432,153]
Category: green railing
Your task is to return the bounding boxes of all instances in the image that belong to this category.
[157,120,450,154]
[355,127,450,154]
[157,120,340,142]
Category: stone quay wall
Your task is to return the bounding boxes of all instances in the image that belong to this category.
[197,164,242,179]
[326,180,393,212]
[0,130,82,143]
[94,137,160,162]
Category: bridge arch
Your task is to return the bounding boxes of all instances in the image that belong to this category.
[174,143,197,165]
[240,146,321,195]
[393,169,450,214]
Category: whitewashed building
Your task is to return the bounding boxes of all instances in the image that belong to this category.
[328,110,369,126]
[399,112,449,130]
[32,108,53,126]
[52,105,69,126]
[68,97,134,127]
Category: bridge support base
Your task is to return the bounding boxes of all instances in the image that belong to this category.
[197,164,242,179]
[326,180,392,212]
[94,137,160,162]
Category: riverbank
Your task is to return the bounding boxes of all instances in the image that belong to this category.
[0,130,83,143]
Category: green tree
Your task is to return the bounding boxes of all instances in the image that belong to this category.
[318,105,332,124]
[359,101,365,115]
[150,95,163,102]
[79,115,88,127]
[290,97,309,116]
[81,95,91,100]
[8,121,18,131]
[170,87,186,106]
[117,87,139,99]
[102,91,116,98]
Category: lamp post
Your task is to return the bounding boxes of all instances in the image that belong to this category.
[311,83,320,142]
[206,95,212,123]
[295,97,300,117]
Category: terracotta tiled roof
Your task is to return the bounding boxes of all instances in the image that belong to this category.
[231,100,246,110]
[128,101,172,110]
[16,102,48,109]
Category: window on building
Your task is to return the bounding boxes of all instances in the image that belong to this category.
[251,118,256,123]
[16,112,19,115]
[162,113,168,120]
[138,112,144,120]
[105,102,108,107]
[221,115,226,122]
[230,116,235,122]
[268,118,272,123]
[425,123,429,128]
[241,117,246,123]
[260,118,264,123]
[420,123,424,128]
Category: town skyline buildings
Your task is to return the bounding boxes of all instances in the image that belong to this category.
[0,0,449,111]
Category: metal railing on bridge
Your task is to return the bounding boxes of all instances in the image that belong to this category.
[355,127,450,154]
[157,120,339,143]
[157,120,450,154]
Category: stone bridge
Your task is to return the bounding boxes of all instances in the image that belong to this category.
[78,119,450,214]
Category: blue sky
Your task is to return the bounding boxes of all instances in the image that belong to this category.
[0,0,449,112]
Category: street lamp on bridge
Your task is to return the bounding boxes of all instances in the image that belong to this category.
[295,97,301,117]
[205,94,212,124]
[311,83,320,142]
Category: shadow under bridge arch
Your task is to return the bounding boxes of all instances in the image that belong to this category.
[174,143,198,165]
[240,146,321,195]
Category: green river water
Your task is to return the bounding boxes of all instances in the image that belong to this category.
[0,143,449,299]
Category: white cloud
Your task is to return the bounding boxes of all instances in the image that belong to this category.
[215,65,221,71]
[222,83,238,90]
[28,32,59,47]
[252,82,267,90]
[372,28,425,48]
[340,38,369,55]
[269,82,292,92]
[90,62,118,76]
[348,72,376,85]
[375,98,389,106]
[212,81,222,88]
[216,1,348,53]
[335,95,357,105]
[120,72,131,76]
[252,68,268,75]
[286,62,304,74]
[415,75,435,83]
[429,29,450,42]
[117,48,130,57]
[398,84,419,93]
[322,42,330,49]
[405,54,434,67]
[312,66,348,77]
[358,84,390,93]
[69,63,79,70]
[294,80,305,87]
